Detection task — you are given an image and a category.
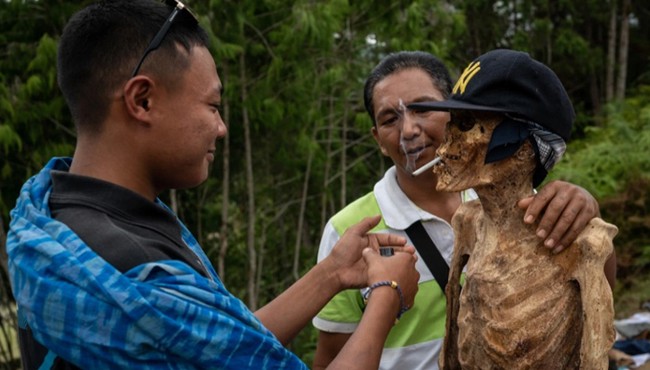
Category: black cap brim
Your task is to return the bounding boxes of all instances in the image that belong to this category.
[408,100,512,113]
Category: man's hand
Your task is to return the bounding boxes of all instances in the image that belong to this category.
[327,215,414,290]
[362,247,420,310]
[518,180,600,254]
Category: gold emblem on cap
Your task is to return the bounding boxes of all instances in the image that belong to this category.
[453,61,481,94]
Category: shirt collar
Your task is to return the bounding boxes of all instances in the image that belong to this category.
[373,166,478,230]
[373,166,437,230]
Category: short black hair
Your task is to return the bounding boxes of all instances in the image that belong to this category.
[363,51,452,125]
[57,0,209,133]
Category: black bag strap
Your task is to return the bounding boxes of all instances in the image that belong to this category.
[404,221,450,294]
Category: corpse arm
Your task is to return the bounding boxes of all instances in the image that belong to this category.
[440,203,478,370]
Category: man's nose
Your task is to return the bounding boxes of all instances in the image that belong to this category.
[401,112,421,139]
[216,117,228,138]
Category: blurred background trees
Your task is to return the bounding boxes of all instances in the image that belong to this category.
[1,0,649,366]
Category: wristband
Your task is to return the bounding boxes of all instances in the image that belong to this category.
[362,280,410,324]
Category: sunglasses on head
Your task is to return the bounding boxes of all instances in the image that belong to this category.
[130,0,198,77]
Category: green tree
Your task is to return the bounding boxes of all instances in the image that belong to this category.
[1,0,649,366]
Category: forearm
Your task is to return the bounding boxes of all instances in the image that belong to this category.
[327,287,399,369]
[255,260,340,345]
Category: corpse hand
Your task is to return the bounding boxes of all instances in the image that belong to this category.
[518,180,599,253]
[327,215,414,290]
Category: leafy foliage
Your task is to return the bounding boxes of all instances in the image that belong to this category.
[1,0,649,366]
[549,86,650,199]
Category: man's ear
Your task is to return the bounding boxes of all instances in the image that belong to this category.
[371,126,389,156]
[123,76,156,122]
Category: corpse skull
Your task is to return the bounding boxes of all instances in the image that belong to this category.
[434,110,616,370]
[435,111,505,192]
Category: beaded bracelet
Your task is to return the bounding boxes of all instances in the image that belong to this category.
[362,280,410,324]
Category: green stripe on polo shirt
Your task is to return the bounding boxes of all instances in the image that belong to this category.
[330,192,385,235]
[318,288,365,323]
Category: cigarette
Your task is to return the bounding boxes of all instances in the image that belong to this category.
[411,157,441,176]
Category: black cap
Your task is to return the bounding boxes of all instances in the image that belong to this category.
[408,49,575,141]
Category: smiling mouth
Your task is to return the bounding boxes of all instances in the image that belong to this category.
[404,145,430,156]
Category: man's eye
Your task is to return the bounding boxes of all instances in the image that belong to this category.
[380,116,397,126]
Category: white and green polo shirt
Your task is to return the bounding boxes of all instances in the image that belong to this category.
[313,166,476,370]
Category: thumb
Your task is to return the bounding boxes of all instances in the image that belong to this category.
[362,247,381,266]
[351,215,382,236]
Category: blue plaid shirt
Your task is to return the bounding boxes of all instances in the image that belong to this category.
[7,157,307,369]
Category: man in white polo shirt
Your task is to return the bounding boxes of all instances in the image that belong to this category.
[312,51,614,370]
